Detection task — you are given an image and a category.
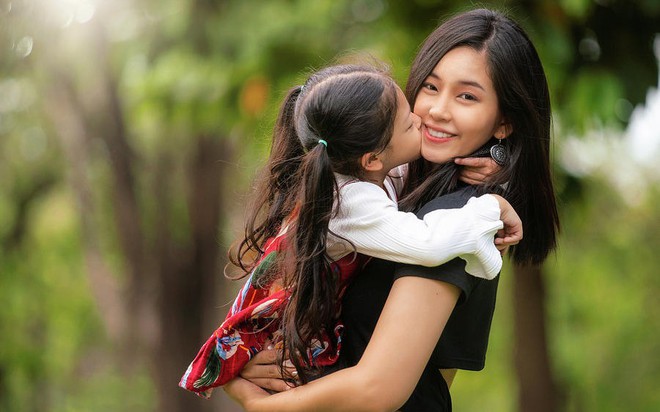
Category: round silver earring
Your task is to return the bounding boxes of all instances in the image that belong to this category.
[490,135,507,166]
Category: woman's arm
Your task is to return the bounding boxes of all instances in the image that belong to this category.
[225,276,461,412]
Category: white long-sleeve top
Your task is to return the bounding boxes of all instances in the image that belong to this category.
[326,168,504,280]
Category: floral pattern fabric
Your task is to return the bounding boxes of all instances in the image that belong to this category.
[179,232,369,398]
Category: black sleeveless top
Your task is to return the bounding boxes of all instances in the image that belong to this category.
[326,185,500,411]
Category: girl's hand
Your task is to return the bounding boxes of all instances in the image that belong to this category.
[490,194,523,247]
[224,377,270,411]
[455,157,500,185]
[495,239,510,256]
[240,345,297,393]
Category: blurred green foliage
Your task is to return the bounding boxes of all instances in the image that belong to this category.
[1,0,659,411]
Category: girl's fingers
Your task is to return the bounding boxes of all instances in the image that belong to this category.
[495,235,520,246]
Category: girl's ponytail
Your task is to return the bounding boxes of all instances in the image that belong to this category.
[282,138,337,383]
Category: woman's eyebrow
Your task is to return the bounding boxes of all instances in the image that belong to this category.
[458,80,485,91]
[427,72,485,91]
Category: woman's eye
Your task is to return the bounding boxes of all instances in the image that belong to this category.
[422,82,437,92]
[459,93,477,101]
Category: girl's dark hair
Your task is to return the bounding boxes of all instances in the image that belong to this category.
[228,86,306,278]
[400,8,560,265]
[231,63,398,382]
[285,64,398,382]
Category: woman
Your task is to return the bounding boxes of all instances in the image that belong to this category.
[179,64,516,397]
[226,8,559,411]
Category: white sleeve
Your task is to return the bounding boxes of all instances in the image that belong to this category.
[327,182,503,280]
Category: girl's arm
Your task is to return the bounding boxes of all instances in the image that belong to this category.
[328,181,518,279]
[225,275,460,412]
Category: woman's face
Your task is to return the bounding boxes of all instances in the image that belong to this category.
[414,46,508,164]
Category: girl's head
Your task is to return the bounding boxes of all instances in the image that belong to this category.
[402,8,559,265]
[279,63,421,383]
[230,63,421,277]
[232,63,421,279]
[294,64,420,179]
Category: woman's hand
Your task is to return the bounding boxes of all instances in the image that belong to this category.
[490,194,523,248]
[455,157,500,185]
[224,377,270,411]
[239,346,297,393]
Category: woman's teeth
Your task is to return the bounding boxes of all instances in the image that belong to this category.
[427,128,454,138]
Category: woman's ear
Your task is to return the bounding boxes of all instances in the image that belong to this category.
[495,120,513,139]
[360,152,384,172]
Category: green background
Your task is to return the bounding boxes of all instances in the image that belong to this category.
[1,0,659,411]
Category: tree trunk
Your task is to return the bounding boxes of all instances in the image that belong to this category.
[512,263,561,412]
[45,72,128,345]
[153,135,234,412]
[41,12,244,410]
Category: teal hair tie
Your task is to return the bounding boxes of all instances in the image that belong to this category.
[318,139,328,148]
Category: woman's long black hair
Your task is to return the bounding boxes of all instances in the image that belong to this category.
[400,8,560,265]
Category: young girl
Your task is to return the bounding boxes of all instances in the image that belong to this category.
[224,8,559,412]
[180,64,522,397]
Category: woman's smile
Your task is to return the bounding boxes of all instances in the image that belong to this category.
[423,124,456,143]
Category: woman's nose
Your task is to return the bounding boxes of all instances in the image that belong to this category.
[428,97,450,121]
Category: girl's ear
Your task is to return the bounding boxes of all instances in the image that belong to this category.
[360,151,385,172]
[495,120,513,139]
